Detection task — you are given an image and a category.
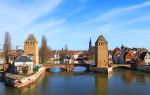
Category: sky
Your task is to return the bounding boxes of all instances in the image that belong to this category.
[0,0,150,50]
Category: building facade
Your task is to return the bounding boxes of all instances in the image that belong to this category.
[144,52,150,65]
[13,55,33,74]
[24,34,39,65]
[95,35,108,68]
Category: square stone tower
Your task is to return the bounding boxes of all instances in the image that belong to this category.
[95,35,108,68]
[24,34,39,65]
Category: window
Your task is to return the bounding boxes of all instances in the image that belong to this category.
[99,43,103,45]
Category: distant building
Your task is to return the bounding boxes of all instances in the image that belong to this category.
[24,34,39,65]
[95,35,108,68]
[0,57,5,64]
[63,55,73,64]
[52,51,60,64]
[124,51,133,63]
[88,37,95,51]
[88,38,95,62]
[108,50,113,64]
[13,55,33,74]
[112,47,121,64]
[144,52,150,65]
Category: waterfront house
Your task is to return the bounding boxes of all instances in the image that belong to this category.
[144,52,150,65]
[124,51,133,64]
[109,50,113,64]
[52,51,60,64]
[63,55,73,64]
[13,55,33,74]
[112,47,121,64]
[0,57,5,64]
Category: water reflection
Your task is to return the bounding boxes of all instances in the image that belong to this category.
[95,74,109,95]
[72,67,87,72]
[49,67,64,73]
[1,69,150,95]
[114,69,150,84]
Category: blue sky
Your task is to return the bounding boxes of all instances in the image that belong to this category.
[0,0,150,50]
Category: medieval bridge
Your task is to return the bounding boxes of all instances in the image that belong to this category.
[43,64,90,71]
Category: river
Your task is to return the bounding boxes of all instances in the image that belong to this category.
[0,68,150,95]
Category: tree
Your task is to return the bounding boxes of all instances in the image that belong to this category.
[39,36,50,64]
[65,44,68,51]
[3,31,11,57]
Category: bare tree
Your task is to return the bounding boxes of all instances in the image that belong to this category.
[65,44,68,51]
[39,36,50,64]
[3,31,11,57]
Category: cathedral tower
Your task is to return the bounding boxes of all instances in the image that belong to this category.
[89,37,92,51]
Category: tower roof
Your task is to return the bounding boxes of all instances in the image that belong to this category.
[96,35,107,43]
[25,34,38,43]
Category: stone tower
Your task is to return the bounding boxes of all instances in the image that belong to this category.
[24,34,39,65]
[95,35,108,68]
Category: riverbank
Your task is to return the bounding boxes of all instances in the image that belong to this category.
[5,67,45,88]
[136,65,150,73]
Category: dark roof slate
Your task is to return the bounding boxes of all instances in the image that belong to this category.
[25,34,38,43]
[96,35,107,43]
[15,56,32,62]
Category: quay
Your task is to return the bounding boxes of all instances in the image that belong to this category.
[5,66,45,88]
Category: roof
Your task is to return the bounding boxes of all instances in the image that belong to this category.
[25,34,38,43]
[96,35,107,43]
[15,55,32,62]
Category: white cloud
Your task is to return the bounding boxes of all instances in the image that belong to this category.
[82,1,150,25]
[0,0,63,48]
[0,0,63,33]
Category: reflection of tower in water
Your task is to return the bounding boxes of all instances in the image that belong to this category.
[95,74,112,95]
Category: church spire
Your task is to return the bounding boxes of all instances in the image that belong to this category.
[89,37,92,51]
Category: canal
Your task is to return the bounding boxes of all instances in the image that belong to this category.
[0,68,150,95]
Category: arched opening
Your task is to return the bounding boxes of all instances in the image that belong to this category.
[72,66,87,72]
[48,67,66,73]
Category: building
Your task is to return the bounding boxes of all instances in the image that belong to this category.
[88,38,95,62]
[112,47,121,64]
[89,38,95,51]
[108,50,113,64]
[13,55,33,74]
[24,34,39,65]
[52,51,60,64]
[95,35,108,68]
[124,51,133,64]
[0,57,5,64]
[63,55,73,64]
[144,52,150,65]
